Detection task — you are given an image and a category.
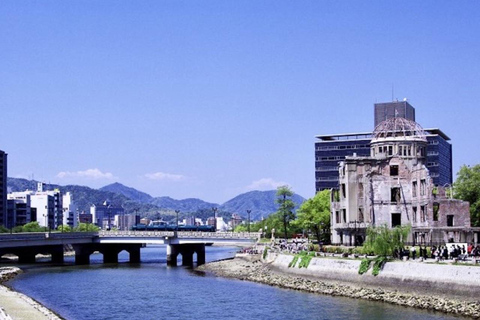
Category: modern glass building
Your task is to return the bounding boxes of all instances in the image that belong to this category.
[315,102,453,192]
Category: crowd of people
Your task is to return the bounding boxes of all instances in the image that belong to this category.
[393,243,480,261]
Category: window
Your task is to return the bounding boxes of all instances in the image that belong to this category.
[392,213,401,227]
[341,184,346,198]
[391,187,401,203]
[420,179,426,196]
[447,215,454,227]
[390,165,398,176]
[433,203,439,221]
[358,208,364,223]
[388,146,393,156]
[336,211,340,224]
[412,181,417,197]
[342,209,346,223]
[358,183,363,198]
[413,206,417,223]
[420,205,426,222]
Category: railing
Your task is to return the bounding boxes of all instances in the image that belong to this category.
[0,232,97,242]
[98,230,261,240]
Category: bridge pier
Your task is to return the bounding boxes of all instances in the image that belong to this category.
[166,243,206,267]
[49,246,65,263]
[127,245,141,263]
[72,244,95,265]
[166,244,179,266]
[18,249,36,264]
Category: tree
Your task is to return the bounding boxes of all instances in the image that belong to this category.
[275,185,296,240]
[74,223,100,232]
[0,225,9,233]
[294,190,331,244]
[22,221,43,232]
[363,224,411,257]
[57,225,72,232]
[454,164,480,227]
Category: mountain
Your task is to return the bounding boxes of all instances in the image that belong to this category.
[220,190,305,221]
[7,178,307,221]
[100,182,153,203]
[7,177,159,215]
[149,196,219,212]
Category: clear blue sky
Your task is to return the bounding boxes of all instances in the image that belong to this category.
[1,1,479,203]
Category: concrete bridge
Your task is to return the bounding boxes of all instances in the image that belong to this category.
[0,231,260,266]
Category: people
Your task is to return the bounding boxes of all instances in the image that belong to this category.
[410,246,417,260]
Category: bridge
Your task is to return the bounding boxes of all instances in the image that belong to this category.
[0,231,260,266]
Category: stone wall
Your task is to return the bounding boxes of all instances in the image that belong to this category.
[265,252,480,301]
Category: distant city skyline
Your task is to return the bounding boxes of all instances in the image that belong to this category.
[1,1,479,203]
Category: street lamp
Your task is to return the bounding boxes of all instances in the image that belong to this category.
[212,207,218,232]
[246,210,251,234]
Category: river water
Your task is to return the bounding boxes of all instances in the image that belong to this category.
[4,246,463,320]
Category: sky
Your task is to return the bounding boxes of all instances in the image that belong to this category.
[1,1,479,204]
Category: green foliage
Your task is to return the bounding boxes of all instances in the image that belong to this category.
[358,259,371,274]
[74,223,100,232]
[275,185,296,240]
[57,225,72,232]
[294,190,331,244]
[289,255,299,268]
[22,221,43,232]
[234,224,248,232]
[454,164,480,227]
[298,252,315,268]
[372,256,387,276]
[12,226,23,233]
[363,224,411,257]
[0,225,9,233]
[263,247,268,259]
[288,252,315,268]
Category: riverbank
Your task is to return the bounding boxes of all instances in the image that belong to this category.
[0,267,63,320]
[196,252,480,318]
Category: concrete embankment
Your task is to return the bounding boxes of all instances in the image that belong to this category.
[0,267,63,320]
[197,252,480,318]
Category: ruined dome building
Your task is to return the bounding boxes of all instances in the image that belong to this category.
[330,117,474,246]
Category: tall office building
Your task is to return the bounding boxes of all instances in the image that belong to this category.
[315,101,452,192]
[374,100,415,127]
[0,150,7,227]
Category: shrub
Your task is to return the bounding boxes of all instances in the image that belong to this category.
[289,255,299,268]
[263,247,268,260]
[358,258,371,274]
[372,256,387,276]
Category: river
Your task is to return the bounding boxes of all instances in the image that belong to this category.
[4,246,463,320]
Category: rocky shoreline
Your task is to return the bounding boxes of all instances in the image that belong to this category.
[196,254,480,318]
[0,267,63,320]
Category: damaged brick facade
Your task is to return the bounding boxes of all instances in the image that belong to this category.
[330,117,474,246]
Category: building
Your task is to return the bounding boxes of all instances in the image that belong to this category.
[115,214,139,231]
[0,150,7,227]
[91,201,125,229]
[330,117,475,245]
[62,192,78,228]
[315,101,452,191]
[7,192,33,228]
[374,100,415,127]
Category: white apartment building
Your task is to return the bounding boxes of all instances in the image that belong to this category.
[62,192,78,228]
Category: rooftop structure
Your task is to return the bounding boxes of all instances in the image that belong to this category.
[315,101,452,192]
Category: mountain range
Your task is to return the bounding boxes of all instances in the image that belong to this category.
[7,178,305,221]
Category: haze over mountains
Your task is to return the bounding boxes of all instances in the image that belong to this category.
[7,178,305,221]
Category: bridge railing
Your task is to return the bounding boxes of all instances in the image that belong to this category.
[0,232,98,242]
[99,231,175,237]
[98,230,261,240]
